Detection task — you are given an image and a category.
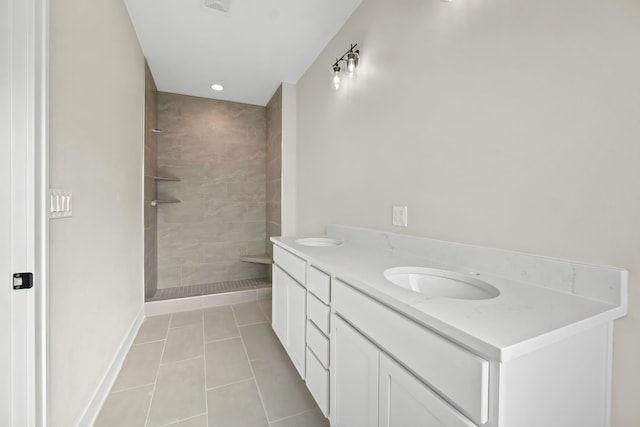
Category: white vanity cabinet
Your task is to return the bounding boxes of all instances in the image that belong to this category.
[305,266,332,417]
[272,246,307,378]
[330,314,379,427]
[271,231,624,427]
[331,282,482,427]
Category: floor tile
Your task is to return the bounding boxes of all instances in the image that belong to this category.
[111,341,164,392]
[94,385,153,427]
[252,354,316,421]
[170,309,203,328]
[147,357,206,427]
[135,314,171,344]
[258,298,272,322]
[239,322,286,361]
[270,409,329,427]
[162,324,204,364]
[232,301,268,326]
[205,337,252,388]
[203,306,240,342]
[164,414,208,427]
[207,379,269,427]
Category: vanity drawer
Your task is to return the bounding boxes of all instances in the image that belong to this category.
[332,279,489,425]
[307,266,331,303]
[306,347,329,417]
[273,245,306,285]
[307,320,329,368]
[307,292,330,335]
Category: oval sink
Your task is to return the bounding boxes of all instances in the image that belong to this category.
[383,267,500,300]
[295,237,343,247]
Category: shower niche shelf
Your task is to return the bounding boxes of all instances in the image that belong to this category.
[153,176,180,181]
[151,199,180,207]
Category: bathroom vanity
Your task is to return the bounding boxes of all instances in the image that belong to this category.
[271,225,627,427]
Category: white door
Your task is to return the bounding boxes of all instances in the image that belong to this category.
[1,0,47,425]
[379,353,476,427]
[330,314,379,427]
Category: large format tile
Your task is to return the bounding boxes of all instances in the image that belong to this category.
[206,379,269,427]
[111,341,164,392]
[205,338,252,388]
[135,315,171,344]
[270,409,329,427]
[170,309,203,328]
[162,323,204,364]
[232,301,268,326]
[203,306,240,342]
[258,298,272,322]
[252,354,316,421]
[147,357,207,427]
[239,322,285,361]
[94,385,154,427]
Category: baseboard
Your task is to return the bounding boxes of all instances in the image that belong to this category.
[75,306,145,426]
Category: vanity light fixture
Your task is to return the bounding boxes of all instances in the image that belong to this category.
[331,43,359,90]
[211,83,224,91]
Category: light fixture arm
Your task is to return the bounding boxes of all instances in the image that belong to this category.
[332,43,359,69]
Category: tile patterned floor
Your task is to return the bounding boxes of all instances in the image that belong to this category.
[147,279,272,302]
[95,299,329,427]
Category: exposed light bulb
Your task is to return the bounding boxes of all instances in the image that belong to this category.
[332,64,341,90]
[346,51,359,79]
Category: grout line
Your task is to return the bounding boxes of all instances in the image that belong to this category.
[257,298,271,322]
[108,382,156,395]
[200,308,209,427]
[143,314,172,427]
[204,334,242,345]
[269,408,317,425]
[206,377,254,392]
[235,319,269,328]
[233,305,272,424]
[156,412,207,427]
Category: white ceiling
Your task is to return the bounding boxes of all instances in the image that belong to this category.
[124,0,363,106]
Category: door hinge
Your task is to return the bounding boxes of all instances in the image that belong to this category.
[13,272,33,290]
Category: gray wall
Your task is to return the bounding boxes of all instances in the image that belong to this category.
[49,0,144,424]
[266,85,282,258]
[295,0,640,424]
[157,93,267,288]
[144,62,158,300]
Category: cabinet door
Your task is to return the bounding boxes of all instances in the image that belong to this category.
[287,277,306,378]
[331,314,379,427]
[272,265,287,346]
[379,353,476,427]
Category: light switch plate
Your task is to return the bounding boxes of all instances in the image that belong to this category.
[50,189,73,219]
[392,206,408,227]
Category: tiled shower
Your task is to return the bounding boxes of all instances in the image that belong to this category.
[144,66,282,301]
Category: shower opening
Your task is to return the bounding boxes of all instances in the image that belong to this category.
[143,61,282,303]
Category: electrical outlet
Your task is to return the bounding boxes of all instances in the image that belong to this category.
[392,206,408,227]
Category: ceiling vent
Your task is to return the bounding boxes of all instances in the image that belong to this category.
[204,0,231,13]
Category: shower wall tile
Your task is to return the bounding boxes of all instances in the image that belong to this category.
[157,92,267,288]
[144,61,159,300]
[265,86,282,258]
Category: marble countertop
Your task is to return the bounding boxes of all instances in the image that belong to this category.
[271,227,627,362]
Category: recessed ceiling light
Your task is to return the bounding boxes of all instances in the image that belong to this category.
[211,84,224,91]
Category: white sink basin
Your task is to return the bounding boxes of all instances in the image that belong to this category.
[295,237,343,247]
[383,267,500,300]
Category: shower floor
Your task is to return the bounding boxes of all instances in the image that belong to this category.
[147,277,271,302]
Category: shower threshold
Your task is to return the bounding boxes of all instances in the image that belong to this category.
[147,277,271,302]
